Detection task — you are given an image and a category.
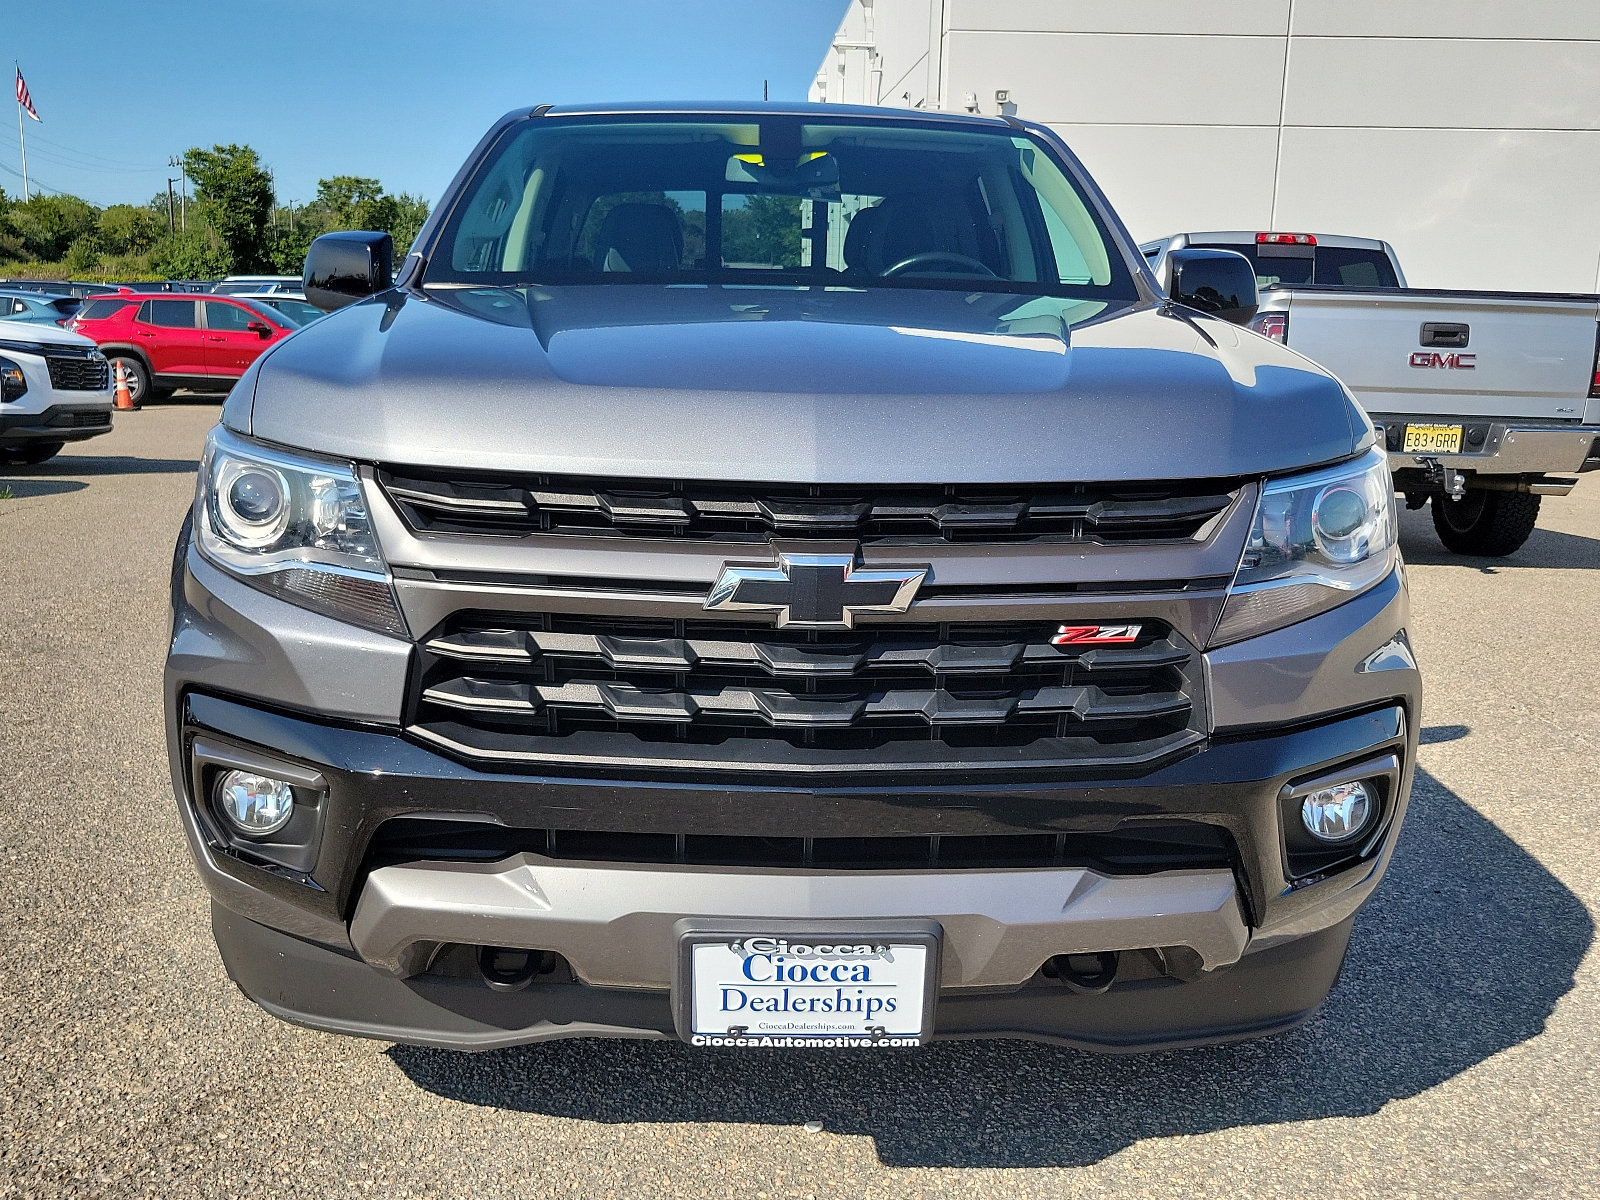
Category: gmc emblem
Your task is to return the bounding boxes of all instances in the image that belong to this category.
[1410,351,1475,370]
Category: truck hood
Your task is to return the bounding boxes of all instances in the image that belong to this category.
[238,285,1365,483]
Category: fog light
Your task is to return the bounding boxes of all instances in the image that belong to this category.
[1300,781,1374,843]
[216,770,295,836]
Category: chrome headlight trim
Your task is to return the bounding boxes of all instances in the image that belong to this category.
[194,426,407,637]
[1212,448,1398,646]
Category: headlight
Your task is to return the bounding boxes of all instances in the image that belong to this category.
[1212,448,1397,645]
[0,356,26,402]
[195,426,407,637]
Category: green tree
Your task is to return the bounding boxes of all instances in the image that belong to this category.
[151,230,232,279]
[314,175,398,232]
[0,185,23,262]
[390,192,430,257]
[9,193,100,261]
[182,144,274,272]
[63,233,104,274]
[721,195,801,268]
[265,225,315,275]
[98,205,165,256]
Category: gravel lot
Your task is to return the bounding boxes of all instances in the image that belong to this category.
[2,404,1597,1199]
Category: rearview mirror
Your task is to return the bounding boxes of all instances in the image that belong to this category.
[303,230,394,312]
[1166,249,1258,326]
[247,320,272,338]
[724,152,841,200]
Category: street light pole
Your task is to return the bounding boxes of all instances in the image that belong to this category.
[166,178,177,233]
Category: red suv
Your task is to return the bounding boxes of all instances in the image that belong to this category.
[68,294,297,404]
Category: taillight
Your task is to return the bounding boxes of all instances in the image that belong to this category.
[1589,323,1600,398]
[1256,232,1317,245]
[1249,312,1288,343]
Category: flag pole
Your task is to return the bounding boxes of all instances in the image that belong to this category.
[14,64,27,200]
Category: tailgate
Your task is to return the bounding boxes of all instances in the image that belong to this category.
[1277,288,1600,421]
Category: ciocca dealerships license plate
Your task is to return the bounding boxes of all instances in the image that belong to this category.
[682,931,936,1047]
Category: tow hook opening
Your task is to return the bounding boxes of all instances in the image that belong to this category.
[477,946,556,992]
[1043,951,1120,994]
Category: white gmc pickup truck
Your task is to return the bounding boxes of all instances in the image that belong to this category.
[1142,231,1600,556]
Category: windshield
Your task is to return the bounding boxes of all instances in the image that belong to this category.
[426,115,1137,300]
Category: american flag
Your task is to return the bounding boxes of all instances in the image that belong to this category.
[16,69,39,122]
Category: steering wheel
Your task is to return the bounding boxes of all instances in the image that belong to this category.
[880,251,999,279]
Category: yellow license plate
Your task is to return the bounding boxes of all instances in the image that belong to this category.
[1402,424,1464,454]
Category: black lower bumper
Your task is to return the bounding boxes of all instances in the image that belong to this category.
[0,403,113,445]
[214,903,1356,1053]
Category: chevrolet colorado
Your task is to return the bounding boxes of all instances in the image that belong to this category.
[1143,231,1600,556]
[167,103,1420,1051]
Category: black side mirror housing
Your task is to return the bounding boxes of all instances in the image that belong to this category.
[1166,248,1259,326]
[303,231,394,312]
[246,320,272,338]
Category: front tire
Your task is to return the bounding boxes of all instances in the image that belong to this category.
[106,355,151,406]
[1,440,66,465]
[1430,491,1541,557]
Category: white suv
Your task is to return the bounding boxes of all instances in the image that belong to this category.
[0,321,114,465]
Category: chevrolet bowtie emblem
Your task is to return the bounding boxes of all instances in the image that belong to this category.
[705,550,928,629]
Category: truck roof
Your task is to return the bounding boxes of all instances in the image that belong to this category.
[510,100,1018,129]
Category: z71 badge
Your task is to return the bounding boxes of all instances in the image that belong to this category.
[1051,623,1142,645]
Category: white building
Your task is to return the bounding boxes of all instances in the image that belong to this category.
[811,0,1600,292]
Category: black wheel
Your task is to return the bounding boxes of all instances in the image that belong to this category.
[0,440,65,465]
[106,354,151,405]
[1430,491,1541,557]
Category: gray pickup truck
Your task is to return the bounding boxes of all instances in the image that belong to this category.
[1143,231,1600,556]
[166,103,1420,1052]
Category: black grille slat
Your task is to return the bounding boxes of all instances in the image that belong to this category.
[367,818,1235,874]
[380,469,1236,545]
[46,356,110,391]
[410,615,1203,771]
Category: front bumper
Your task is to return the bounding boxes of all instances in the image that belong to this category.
[0,401,114,446]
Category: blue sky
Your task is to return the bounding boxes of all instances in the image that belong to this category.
[3,0,848,209]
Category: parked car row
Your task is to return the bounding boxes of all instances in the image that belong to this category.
[0,276,326,459]
[66,294,300,405]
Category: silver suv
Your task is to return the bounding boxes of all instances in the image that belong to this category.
[165,103,1420,1052]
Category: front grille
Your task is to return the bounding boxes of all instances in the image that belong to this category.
[367,817,1234,874]
[46,356,109,391]
[379,468,1237,545]
[408,613,1205,774]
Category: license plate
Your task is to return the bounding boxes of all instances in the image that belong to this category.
[676,923,938,1047]
[1402,423,1464,454]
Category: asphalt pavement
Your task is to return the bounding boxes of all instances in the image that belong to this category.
[2,404,1597,1198]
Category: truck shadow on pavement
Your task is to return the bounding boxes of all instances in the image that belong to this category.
[390,766,1591,1168]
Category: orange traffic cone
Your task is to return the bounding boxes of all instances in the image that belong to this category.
[113,360,138,411]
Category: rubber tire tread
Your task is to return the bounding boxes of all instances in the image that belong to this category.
[1430,491,1541,557]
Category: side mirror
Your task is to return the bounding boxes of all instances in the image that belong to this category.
[1166,249,1258,326]
[247,320,272,338]
[303,230,394,312]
